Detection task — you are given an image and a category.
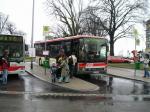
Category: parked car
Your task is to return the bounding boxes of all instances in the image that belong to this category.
[108,56,133,63]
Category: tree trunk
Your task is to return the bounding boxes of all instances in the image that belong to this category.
[110,36,114,56]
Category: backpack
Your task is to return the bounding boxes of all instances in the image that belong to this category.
[68,56,73,65]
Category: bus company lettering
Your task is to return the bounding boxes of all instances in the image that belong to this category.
[86,63,93,68]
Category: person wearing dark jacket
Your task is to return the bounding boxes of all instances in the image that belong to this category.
[143,54,150,78]
[1,50,9,84]
[1,57,9,84]
[68,53,77,78]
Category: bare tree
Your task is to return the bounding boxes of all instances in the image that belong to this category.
[0,13,26,36]
[46,0,85,36]
[81,8,107,36]
[88,0,144,56]
[5,22,26,36]
[0,12,9,34]
[5,22,16,34]
[14,30,26,36]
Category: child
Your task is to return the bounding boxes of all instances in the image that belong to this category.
[50,63,57,83]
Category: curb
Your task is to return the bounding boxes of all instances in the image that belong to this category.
[25,70,100,92]
[108,73,150,83]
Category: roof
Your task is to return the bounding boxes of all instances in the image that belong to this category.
[35,35,107,44]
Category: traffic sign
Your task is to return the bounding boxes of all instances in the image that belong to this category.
[43,26,50,36]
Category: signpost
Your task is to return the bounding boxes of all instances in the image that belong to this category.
[43,26,50,36]
[43,26,50,75]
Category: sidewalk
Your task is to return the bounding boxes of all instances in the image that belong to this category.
[25,62,99,92]
[108,67,150,83]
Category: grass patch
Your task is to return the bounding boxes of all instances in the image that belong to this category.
[108,63,146,70]
[25,57,35,62]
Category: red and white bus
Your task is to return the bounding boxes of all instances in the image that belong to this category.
[34,35,108,76]
[0,34,25,75]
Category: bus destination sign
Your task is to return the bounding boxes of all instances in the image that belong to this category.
[0,35,23,42]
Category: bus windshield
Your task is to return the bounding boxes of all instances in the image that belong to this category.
[79,38,107,62]
[0,42,23,62]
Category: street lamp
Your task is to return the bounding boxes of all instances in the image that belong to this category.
[31,0,35,69]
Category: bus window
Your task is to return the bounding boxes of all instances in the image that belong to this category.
[79,39,85,61]
[79,38,107,62]
[35,43,44,56]
[0,46,3,56]
[100,45,107,60]
[63,41,71,56]
[71,39,79,57]
[48,43,62,57]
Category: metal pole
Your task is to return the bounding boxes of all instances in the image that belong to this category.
[44,36,46,75]
[31,0,35,69]
[133,27,138,77]
[134,35,136,77]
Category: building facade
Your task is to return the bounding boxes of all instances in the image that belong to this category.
[146,20,150,51]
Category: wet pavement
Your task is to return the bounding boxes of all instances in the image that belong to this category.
[0,72,150,96]
[24,62,150,93]
[83,76,150,95]
[0,72,150,112]
[0,73,79,93]
[0,93,150,112]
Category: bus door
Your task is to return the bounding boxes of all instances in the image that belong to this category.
[71,39,79,56]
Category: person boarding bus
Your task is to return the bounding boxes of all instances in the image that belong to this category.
[68,53,77,78]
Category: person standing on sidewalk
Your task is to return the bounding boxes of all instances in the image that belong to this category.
[1,50,9,84]
[68,52,77,78]
[59,55,70,83]
[1,58,9,84]
[143,54,150,78]
[49,62,57,83]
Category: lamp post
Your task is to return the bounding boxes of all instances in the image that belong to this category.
[31,0,35,69]
[133,27,139,77]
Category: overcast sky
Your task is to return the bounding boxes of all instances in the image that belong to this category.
[0,0,53,44]
[0,0,146,56]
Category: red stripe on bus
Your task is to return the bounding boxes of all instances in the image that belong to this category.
[93,63,107,66]
[78,63,107,68]
[78,63,86,68]
[0,66,25,71]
